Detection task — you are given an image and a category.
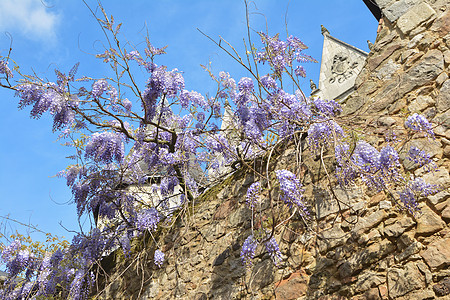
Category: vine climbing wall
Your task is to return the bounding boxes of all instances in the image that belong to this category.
[95,1,450,299]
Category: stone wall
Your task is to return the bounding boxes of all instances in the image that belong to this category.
[93,1,450,299]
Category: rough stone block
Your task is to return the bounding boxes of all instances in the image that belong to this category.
[387,262,425,298]
[274,271,308,300]
[395,240,423,262]
[353,210,388,235]
[384,0,419,23]
[397,2,436,35]
[375,0,395,9]
[408,95,435,113]
[376,59,400,80]
[406,49,443,85]
[421,237,450,270]
[437,79,450,113]
[430,10,450,37]
[383,217,415,238]
[317,225,347,253]
[415,206,446,235]
[427,190,450,206]
[422,168,450,189]
[433,277,450,297]
[354,270,385,293]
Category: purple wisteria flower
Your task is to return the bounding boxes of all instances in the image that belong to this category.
[264,236,282,266]
[236,77,254,107]
[246,182,261,208]
[307,120,345,152]
[136,207,160,232]
[312,98,342,117]
[16,82,76,131]
[405,113,434,138]
[398,178,438,214]
[68,269,94,300]
[260,75,278,90]
[179,90,207,109]
[154,249,165,268]
[91,79,108,98]
[148,66,185,99]
[257,33,315,75]
[337,141,402,191]
[0,59,13,77]
[294,65,306,77]
[407,146,436,172]
[85,131,125,164]
[241,235,258,267]
[275,169,308,216]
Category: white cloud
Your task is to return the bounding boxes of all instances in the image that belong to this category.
[0,0,60,41]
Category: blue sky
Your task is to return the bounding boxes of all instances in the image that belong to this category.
[0,0,378,244]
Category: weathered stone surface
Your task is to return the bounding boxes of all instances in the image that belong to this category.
[342,95,365,115]
[353,210,388,235]
[441,203,450,221]
[348,239,395,275]
[387,262,425,298]
[397,288,436,300]
[317,225,347,253]
[375,0,394,9]
[433,277,450,297]
[421,237,450,270]
[408,95,435,113]
[250,259,274,290]
[274,271,308,300]
[416,260,432,285]
[415,205,445,235]
[427,190,450,206]
[437,79,450,113]
[315,186,364,219]
[395,240,423,262]
[383,217,415,238]
[407,33,424,49]
[430,10,450,37]
[405,49,443,86]
[444,49,450,66]
[421,167,450,189]
[379,200,392,210]
[384,0,419,22]
[397,2,436,35]
[354,270,385,293]
[367,44,402,71]
[437,72,449,87]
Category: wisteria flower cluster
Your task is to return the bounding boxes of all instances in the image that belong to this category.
[405,113,434,138]
[0,59,13,78]
[335,141,403,191]
[398,178,438,214]
[275,169,309,216]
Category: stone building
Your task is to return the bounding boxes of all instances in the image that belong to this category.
[311,26,368,102]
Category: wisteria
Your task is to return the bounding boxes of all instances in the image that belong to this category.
[275,170,308,216]
[246,181,261,208]
[154,249,165,268]
[398,178,438,214]
[405,113,434,138]
[85,131,125,164]
[136,207,161,232]
[307,120,344,153]
[264,236,282,266]
[0,4,443,299]
[240,235,258,267]
[0,59,13,78]
[406,146,436,171]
